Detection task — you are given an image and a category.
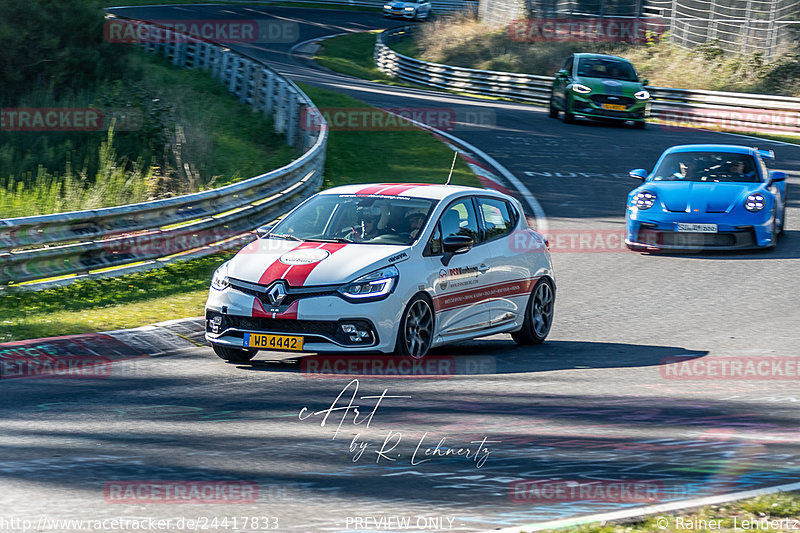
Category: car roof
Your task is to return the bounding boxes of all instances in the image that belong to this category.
[574,53,631,63]
[663,144,760,156]
[320,183,508,201]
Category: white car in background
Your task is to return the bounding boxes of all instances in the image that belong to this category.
[205,183,555,362]
[383,0,432,20]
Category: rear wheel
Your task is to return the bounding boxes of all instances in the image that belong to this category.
[213,344,256,363]
[512,278,555,345]
[395,294,434,359]
[633,120,646,129]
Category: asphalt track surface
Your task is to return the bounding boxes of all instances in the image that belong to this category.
[2,5,800,532]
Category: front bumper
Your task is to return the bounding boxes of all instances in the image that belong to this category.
[205,287,402,353]
[570,94,649,121]
[383,8,416,17]
[626,213,775,251]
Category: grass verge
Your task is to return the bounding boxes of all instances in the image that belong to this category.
[296,82,480,188]
[0,254,232,342]
[313,31,410,86]
[2,84,481,342]
[545,491,800,532]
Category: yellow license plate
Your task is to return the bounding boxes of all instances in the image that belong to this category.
[245,333,304,351]
[602,103,627,111]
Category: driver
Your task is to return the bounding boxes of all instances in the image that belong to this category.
[725,159,756,181]
[674,159,698,180]
[402,209,427,239]
[346,206,382,241]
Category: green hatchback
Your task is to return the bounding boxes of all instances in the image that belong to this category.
[549,53,650,128]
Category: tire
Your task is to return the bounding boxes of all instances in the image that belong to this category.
[395,294,434,359]
[548,96,559,118]
[562,96,575,124]
[633,120,646,129]
[213,344,257,363]
[779,196,787,235]
[512,277,555,345]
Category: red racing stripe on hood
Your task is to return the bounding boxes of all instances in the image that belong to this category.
[256,241,319,285]
[283,242,348,286]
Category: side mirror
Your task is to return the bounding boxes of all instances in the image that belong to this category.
[629,169,648,180]
[556,69,569,77]
[769,171,787,185]
[641,78,649,85]
[441,235,473,266]
[256,224,274,238]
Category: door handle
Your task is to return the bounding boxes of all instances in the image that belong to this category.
[478,264,489,274]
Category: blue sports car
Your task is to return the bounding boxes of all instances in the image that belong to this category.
[626,144,788,251]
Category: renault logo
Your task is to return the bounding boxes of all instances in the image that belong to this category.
[266,282,286,306]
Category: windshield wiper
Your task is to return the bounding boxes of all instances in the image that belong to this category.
[306,237,354,243]
[268,233,302,241]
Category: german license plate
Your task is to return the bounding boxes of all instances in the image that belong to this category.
[601,103,626,111]
[245,333,304,351]
[676,223,717,233]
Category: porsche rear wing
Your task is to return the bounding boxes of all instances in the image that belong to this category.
[757,149,775,160]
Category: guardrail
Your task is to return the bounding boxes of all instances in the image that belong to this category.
[375,26,800,136]
[0,16,328,289]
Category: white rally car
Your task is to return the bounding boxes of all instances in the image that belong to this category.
[205,183,555,362]
[383,0,431,20]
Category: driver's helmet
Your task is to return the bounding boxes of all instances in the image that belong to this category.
[356,205,381,223]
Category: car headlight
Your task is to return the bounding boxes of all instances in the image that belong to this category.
[632,191,656,210]
[211,261,231,291]
[384,4,391,8]
[744,193,765,212]
[571,84,591,94]
[634,90,650,100]
[339,265,399,300]
[404,6,414,10]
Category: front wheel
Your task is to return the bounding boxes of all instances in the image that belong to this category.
[395,294,434,359]
[548,96,559,118]
[562,97,575,124]
[213,344,257,363]
[512,278,555,345]
[632,120,646,129]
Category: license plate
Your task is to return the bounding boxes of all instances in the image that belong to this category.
[601,103,627,111]
[676,223,717,233]
[245,333,304,351]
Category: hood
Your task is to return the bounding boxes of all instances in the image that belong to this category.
[643,182,761,213]
[227,239,410,287]
[577,77,643,97]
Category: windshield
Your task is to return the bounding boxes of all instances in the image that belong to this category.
[270,194,438,245]
[651,152,761,183]
[576,58,638,82]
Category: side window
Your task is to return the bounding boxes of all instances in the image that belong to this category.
[427,223,442,255]
[439,199,481,244]
[479,198,514,240]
